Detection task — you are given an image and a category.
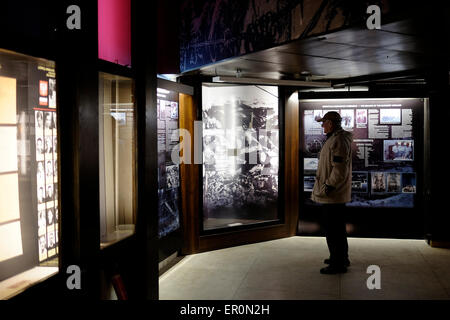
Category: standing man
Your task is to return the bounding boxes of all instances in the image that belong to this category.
[312,111,353,274]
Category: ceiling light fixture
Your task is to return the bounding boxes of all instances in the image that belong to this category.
[212,76,331,88]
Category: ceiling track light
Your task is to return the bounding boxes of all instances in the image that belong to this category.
[212,76,331,88]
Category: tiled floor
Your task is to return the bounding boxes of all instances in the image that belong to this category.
[159,236,450,300]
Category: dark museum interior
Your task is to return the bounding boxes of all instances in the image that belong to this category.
[0,0,450,303]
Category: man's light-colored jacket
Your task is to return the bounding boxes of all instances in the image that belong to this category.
[311,128,353,204]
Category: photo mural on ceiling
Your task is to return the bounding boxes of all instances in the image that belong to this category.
[180,0,385,71]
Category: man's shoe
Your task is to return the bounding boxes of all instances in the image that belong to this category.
[324,258,350,267]
[320,265,347,274]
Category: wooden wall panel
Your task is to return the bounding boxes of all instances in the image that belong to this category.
[179,93,200,254]
[284,89,300,236]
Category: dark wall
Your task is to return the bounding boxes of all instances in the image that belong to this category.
[179,0,390,71]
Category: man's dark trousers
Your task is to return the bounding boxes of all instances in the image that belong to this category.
[321,203,348,266]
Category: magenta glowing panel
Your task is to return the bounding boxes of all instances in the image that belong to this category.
[98,0,131,67]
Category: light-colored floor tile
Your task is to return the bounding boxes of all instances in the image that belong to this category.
[159,236,450,300]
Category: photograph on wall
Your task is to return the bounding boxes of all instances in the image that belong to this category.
[341,109,354,130]
[170,102,179,119]
[384,140,414,161]
[45,136,53,154]
[44,111,55,130]
[45,160,53,179]
[48,78,56,109]
[38,235,47,261]
[304,158,319,172]
[35,136,44,159]
[37,184,45,205]
[402,173,417,193]
[39,80,48,97]
[35,111,44,130]
[304,175,316,192]
[305,135,326,158]
[202,85,279,229]
[371,172,386,193]
[380,108,401,125]
[38,210,46,235]
[46,208,54,226]
[166,165,180,190]
[356,109,368,128]
[304,110,324,135]
[387,172,402,193]
[352,172,369,193]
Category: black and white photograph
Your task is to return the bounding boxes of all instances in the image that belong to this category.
[38,210,46,234]
[371,172,387,193]
[305,135,326,157]
[402,173,417,193]
[384,140,414,161]
[166,165,180,190]
[44,111,54,130]
[36,136,44,157]
[304,110,324,135]
[202,85,279,226]
[380,108,401,125]
[387,172,402,193]
[304,158,319,172]
[53,136,58,153]
[45,136,53,154]
[45,160,53,178]
[341,109,354,130]
[48,78,56,108]
[170,102,178,119]
[47,230,55,249]
[352,172,369,193]
[35,110,44,130]
[47,208,54,225]
[304,175,315,192]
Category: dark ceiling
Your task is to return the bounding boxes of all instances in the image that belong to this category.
[183,19,449,84]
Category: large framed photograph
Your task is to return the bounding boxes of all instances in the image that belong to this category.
[380,108,401,125]
[384,140,414,161]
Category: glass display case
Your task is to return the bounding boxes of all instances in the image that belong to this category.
[202,84,280,231]
[99,72,136,248]
[300,98,423,208]
[157,87,181,238]
[0,49,59,299]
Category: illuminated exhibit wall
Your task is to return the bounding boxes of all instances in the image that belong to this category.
[202,85,279,231]
[157,90,181,238]
[0,49,58,282]
[301,98,423,208]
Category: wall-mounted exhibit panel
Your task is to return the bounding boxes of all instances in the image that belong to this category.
[157,88,181,239]
[202,84,280,232]
[99,73,136,248]
[0,49,59,299]
[299,97,426,238]
[301,98,423,208]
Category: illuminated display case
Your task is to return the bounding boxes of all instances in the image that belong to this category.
[201,84,280,231]
[300,98,423,208]
[99,72,136,248]
[0,49,59,299]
